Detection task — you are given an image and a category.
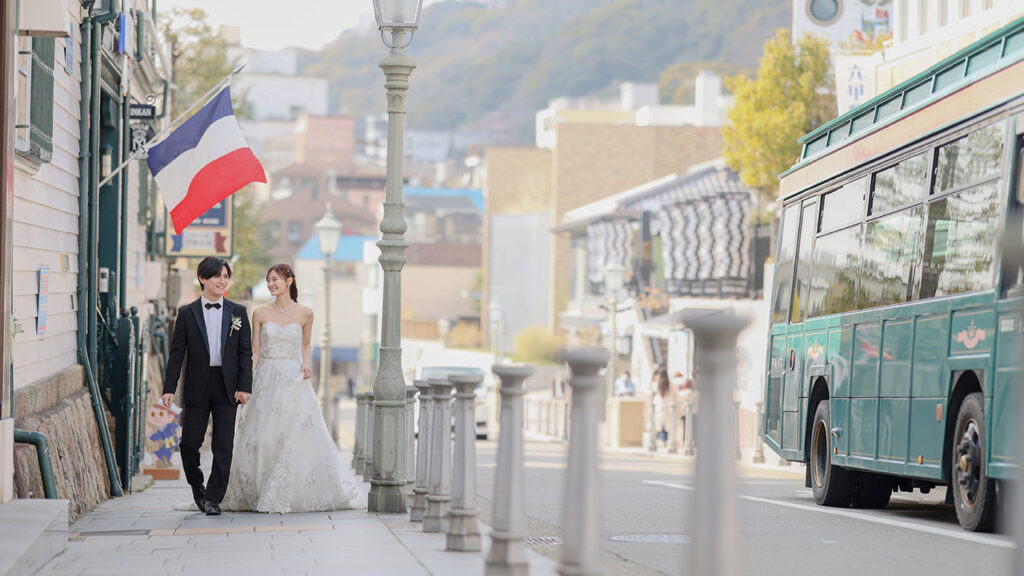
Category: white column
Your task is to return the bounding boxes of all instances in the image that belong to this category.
[410,380,432,522]
[487,364,533,576]
[424,378,452,533]
[405,385,418,499]
[353,392,366,472]
[684,402,695,456]
[363,392,375,483]
[558,348,609,576]
[668,401,678,454]
[447,372,482,552]
[683,309,749,576]
[368,29,416,514]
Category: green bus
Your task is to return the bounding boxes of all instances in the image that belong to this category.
[763,17,1024,532]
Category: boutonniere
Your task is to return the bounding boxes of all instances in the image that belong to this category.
[230,315,243,334]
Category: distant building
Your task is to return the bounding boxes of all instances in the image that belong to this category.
[535,74,732,149]
[263,187,378,263]
[792,0,892,49]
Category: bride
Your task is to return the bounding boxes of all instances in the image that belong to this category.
[222,263,364,513]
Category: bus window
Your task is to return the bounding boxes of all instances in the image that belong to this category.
[791,201,818,323]
[807,225,862,317]
[860,206,925,308]
[819,177,868,232]
[771,204,800,323]
[871,151,929,215]
[921,182,1001,298]
[934,120,1005,193]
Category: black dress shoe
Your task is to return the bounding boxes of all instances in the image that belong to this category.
[191,486,207,512]
[205,501,222,516]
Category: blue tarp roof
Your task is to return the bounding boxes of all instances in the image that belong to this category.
[312,347,359,363]
[297,235,376,262]
[404,186,483,212]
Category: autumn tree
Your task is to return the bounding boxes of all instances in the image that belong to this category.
[723,30,834,202]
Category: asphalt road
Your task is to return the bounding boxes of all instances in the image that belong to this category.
[473,439,1014,576]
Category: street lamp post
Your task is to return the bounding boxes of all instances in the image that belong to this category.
[603,264,625,422]
[369,0,423,513]
[315,204,342,419]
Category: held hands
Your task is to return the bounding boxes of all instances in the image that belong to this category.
[161,393,175,409]
[235,391,251,405]
[301,365,312,380]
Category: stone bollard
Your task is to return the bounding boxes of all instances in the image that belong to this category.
[681,308,750,576]
[410,380,432,522]
[405,385,418,500]
[487,364,533,576]
[423,378,453,533]
[558,348,609,576]
[354,393,367,473]
[447,372,483,552]
[752,401,766,464]
[683,403,695,456]
[363,392,375,483]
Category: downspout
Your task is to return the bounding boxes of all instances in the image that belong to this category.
[82,5,124,497]
[119,89,128,311]
[13,429,57,498]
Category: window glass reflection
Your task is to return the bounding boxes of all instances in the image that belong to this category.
[861,206,925,308]
[935,120,1005,192]
[872,152,928,215]
[807,225,863,318]
[921,183,1001,298]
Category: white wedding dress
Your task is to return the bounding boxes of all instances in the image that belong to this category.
[222,322,364,513]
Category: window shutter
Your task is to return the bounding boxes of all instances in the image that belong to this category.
[28,37,54,164]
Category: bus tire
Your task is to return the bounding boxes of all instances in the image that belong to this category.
[852,473,893,509]
[951,392,997,532]
[810,399,852,507]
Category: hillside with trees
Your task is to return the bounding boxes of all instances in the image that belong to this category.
[300,0,790,144]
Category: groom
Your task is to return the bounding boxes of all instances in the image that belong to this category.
[162,257,253,516]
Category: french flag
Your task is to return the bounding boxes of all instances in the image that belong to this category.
[147,86,266,234]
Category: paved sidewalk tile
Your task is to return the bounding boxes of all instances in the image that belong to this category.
[38,466,560,576]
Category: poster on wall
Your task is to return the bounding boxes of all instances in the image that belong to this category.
[164,198,234,258]
[36,265,49,335]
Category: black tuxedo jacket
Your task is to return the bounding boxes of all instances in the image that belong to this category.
[163,298,253,405]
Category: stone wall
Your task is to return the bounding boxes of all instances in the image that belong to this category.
[13,365,111,521]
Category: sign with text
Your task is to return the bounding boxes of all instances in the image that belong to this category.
[165,199,234,258]
[129,104,156,120]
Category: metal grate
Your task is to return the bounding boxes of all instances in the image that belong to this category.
[524,536,562,548]
[766,375,783,434]
[610,534,689,544]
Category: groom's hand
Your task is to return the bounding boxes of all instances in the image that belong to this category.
[161,393,174,409]
[235,391,251,405]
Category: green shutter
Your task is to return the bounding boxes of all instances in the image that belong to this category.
[28,38,54,164]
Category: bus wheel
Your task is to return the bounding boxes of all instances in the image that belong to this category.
[852,473,893,509]
[810,400,852,507]
[951,392,996,532]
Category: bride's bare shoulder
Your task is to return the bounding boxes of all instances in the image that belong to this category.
[300,305,314,320]
[251,306,272,321]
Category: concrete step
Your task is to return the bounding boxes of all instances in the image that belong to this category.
[0,499,68,576]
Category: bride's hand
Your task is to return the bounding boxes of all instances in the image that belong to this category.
[301,364,312,379]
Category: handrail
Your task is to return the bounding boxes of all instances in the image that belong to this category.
[13,429,58,499]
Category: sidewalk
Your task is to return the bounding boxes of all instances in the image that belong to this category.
[39,450,559,576]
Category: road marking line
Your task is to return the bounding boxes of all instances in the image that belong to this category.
[642,480,1015,549]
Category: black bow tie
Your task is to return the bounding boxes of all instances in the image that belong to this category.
[205,302,221,310]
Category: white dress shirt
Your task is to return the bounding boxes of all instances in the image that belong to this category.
[201,296,223,367]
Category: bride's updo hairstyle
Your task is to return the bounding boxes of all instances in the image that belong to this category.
[267,263,298,302]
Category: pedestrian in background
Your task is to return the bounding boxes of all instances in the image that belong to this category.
[652,369,677,446]
[678,378,696,445]
[613,370,635,397]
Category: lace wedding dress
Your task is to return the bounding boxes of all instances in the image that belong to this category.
[222,322,364,513]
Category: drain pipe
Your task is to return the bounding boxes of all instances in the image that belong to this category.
[13,429,58,499]
[79,4,124,497]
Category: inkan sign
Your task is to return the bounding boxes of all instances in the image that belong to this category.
[129,104,156,120]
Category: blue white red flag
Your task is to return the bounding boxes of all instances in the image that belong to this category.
[147,86,265,234]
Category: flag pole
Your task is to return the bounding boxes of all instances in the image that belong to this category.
[98,62,247,189]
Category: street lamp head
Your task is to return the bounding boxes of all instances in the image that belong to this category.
[315,203,343,258]
[373,0,423,48]
[604,263,626,295]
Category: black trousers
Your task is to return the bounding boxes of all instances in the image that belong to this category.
[179,367,237,504]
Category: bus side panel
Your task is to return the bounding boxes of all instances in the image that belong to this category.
[912,314,948,398]
[907,397,945,480]
[830,396,850,466]
[988,302,1020,479]
[849,322,881,470]
[849,398,879,467]
[764,333,788,450]
[907,313,948,479]
[852,322,881,398]
[880,318,913,474]
[781,331,806,456]
[829,325,851,466]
